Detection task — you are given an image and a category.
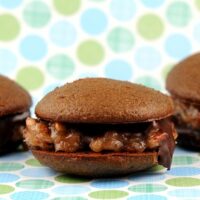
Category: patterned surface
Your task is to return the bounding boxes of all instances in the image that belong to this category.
[0,0,199,102]
[1,148,200,199]
[1,0,200,199]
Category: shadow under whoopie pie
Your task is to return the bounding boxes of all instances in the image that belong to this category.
[167,53,200,149]
[24,78,177,177]
[0,75,32,154]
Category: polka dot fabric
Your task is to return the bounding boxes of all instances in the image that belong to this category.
[0,149,200,199]
[0,0,200,199]
[0,0,198,95]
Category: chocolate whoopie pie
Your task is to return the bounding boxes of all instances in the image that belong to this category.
[24,78,177,177]
[167,53,200,149]
[0,75,32,153]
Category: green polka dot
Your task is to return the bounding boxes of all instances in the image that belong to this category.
[0,14,20,41]
[46,54,75,79]
[195,0,200,10]
[0,163,24,171]
[89,190,128,199]
[53,197,87,200]
[26,159,43,167]
[149,165,165,172]
[161,64,174,80]
[129,184,167,193]
[23,1,51,28]
[166,2,191,27]
[16,179,54,189]
[107,27,134,52]
[0,185,14,194]
[16,66,44,90]
[137,14,164,40]
[166,177,200,187]
[135,76,162,91]
[54,0,81,15]
[172,156,200,165]
[55,175,90,183]
[77,40,105,66]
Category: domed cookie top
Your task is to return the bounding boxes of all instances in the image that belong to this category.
[166,53,200,103]
[0,75,32,117]
[36,78,173,123]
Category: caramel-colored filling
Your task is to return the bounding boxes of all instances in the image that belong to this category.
[173,98,200,129]
[0,112,29,152]
[24,118,177,153]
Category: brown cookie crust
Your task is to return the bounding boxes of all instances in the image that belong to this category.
[166,53,200,103]
[36,78,173,123]
[0,75,32,117]
[32,150,158,177]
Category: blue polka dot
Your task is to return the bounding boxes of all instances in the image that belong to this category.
[141,0,164,8]
[21,168,56,177]
[165,34,191,60]
[110,0,136,21]
[81,9,108,35]
[135,46,161,70]
[11,191,49,200]
[0,173,19,183]
[0,49,17,75]
[129,173,165,182]
[128,195,167,200]
[91,179,129,189]
[135,76,162,91]
[20,35,47,61]
[0,0,22,8]
[52,186,90,195]
[104,60,133,80]
[0,152,30,162]
[43,83,59,95]
[168,189,200,198]
[167,167,200,176]
[49,21,76,47]
[193,23,200,43]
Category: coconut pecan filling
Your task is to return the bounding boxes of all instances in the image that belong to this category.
[24,117,177,169]
[0,112,29,152]
[173,98,200,148]
[173,98,200,130]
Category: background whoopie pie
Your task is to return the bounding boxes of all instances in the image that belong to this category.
[166,53,200,149]
[24,78,177,177]
[0,75,32,154]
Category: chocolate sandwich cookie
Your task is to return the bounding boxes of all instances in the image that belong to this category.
[24,78,177,177]
[0,75,32,153]
[166,53,200,149]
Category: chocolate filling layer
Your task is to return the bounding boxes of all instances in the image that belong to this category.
[24,118,177,169]
[0,112,29,153]
[173,98,200,148]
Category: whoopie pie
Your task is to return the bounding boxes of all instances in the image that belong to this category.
[166,53,200,149]
[24,78,177,177]
[0,75,32,154]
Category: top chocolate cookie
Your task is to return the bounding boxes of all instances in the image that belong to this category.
[36,78,173,123]
[166,53,200,103]
[0,75,32,117]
